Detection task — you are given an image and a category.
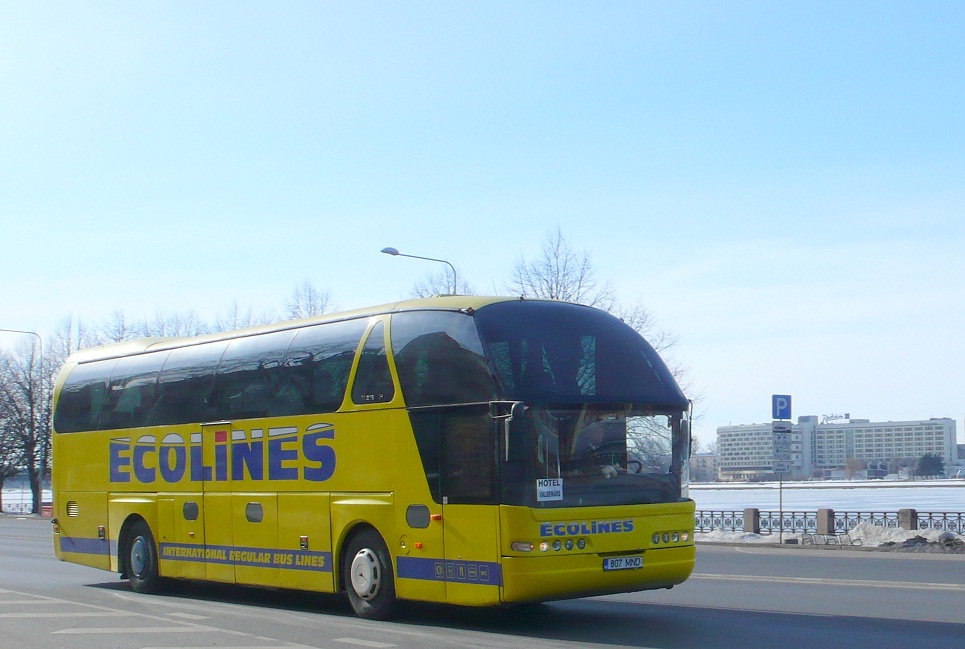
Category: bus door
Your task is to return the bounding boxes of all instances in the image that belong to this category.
[158,432,207,580]
[201,422,234,583]
[229,425,279,587]
[440,407,502,606]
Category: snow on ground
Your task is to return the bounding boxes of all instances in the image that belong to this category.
[697,522,962,548]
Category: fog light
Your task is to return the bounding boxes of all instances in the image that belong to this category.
[672,532,680,543]
[565,539,574,550]
[576,538,586,550]
[552,540,562,551]
[511,541,534,552]
[652,533,661,545]
[539,542,550,552]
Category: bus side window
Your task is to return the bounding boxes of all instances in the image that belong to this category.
[213,330,297,419]
[150,341,229,426]
[391,311,497,407]
[100,351,167,430]
[351,321,394,405]
[286,319,367,414]
[443,407,497,503]
[53,359,116,433]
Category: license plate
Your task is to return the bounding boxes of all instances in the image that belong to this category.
[603,556,643,571]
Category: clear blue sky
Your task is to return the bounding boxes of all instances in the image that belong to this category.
[2,2,963,448]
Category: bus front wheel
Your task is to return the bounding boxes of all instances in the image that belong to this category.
[127,520,162,594]
[343,529,396,620]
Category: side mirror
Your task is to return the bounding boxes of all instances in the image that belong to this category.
[681,419,692,458]
[507,402,529,461]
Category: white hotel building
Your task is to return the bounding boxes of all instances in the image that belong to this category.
[716,416,958,481]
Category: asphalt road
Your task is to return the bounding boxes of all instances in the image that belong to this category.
[2,515,963,649]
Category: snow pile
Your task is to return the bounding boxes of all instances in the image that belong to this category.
[848,522,947,547]
[695,530,783,544]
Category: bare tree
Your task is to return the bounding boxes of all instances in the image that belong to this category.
[286,280,332,320]
[95,309,207,343]
[0,340,52,514]
[508,226,616,309]
[0,415,21,512]
[99,309,142,343]
[214,300,260,332]
[143,310,207,337]
[511,231,680,342]
[844,457,866,480]
[50,317,98,359]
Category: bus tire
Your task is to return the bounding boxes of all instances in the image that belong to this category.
[343,528,396,620]
[127,520,162,594]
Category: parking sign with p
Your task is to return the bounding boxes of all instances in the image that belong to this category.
[772,394,791,420]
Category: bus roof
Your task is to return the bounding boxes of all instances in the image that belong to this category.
[65,295,550,364]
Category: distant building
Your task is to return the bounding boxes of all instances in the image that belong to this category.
[689,452,718,482]
[716,416,957,481]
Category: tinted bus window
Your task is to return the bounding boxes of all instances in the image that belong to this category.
[474,301,686,408]
[149,341,229,425]
[391,311,498,407]
[54,358,117,433]
[100,351,169,430]
[351,321,394,405]
[285,318,367,413]
[213,330,298,419]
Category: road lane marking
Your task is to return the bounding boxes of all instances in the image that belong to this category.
[693,573,965,592]
[0,611,137,618]
[168,611,210,620]
[53,625,220,634]
[335,639,397,648]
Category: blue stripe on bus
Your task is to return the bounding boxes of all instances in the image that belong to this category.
[159,542,332,572]
[59,536,115,557]
[396,556,502,586]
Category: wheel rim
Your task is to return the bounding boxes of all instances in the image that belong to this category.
[350,548,381,601]
[130,536,148,577]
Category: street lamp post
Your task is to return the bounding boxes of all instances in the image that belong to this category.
[381,247,457,295]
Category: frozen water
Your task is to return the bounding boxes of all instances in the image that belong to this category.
[691,480,965,512]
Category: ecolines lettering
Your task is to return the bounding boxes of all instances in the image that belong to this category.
[539,520,635,537]
[109,424,336,484]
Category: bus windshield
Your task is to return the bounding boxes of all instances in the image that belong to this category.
[500,404,688,507]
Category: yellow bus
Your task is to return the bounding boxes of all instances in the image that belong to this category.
[51,296,694,619]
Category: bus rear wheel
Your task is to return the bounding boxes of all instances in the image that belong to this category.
[127,520,162,594]
[343,529,396,620]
